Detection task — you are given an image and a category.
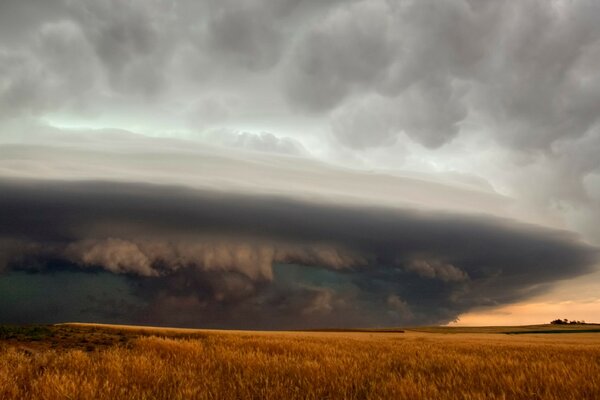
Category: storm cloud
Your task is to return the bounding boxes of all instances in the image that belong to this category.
[0,178,596,328]
[1,0,600,326]
[3,1,599,149]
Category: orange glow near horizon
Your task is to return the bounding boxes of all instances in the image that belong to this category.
[449,299,600,326]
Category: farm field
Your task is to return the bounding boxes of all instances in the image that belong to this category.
[1,323,600,399]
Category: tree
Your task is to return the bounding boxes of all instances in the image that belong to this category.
[550,318,587,325]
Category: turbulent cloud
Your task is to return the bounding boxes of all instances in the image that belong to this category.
[387,295,414,321]
[404,258,469,283]
[300,0,600,150]
[331,79,467,149]
[284,0,395,112]
[0,178,596,328]
[2,0,599,152]
[65,238,157,277]
[63,237,363,280]
[2,0,600,327]
[0,18,100,118]
[201,0,287,70]
[66,0,174,98]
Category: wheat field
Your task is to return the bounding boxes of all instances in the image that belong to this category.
[1,324,600,399]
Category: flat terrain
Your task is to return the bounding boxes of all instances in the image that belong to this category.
[1,323,600,399]
[408,323,600,334]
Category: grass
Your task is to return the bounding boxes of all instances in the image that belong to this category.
[408,323,600,334]
[1,323,600,399]
[0,325,53,341]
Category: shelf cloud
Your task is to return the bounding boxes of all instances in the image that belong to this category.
[0,178,596,328]
[2,0,600,326]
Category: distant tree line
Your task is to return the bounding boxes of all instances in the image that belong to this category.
[550,318,586,325]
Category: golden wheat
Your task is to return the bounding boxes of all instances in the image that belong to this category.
[1,327,600,399]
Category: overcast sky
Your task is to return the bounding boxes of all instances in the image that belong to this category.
[1,0,599,328]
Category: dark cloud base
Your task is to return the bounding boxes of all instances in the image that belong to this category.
[0,178,597,329]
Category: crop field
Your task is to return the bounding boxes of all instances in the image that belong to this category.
[1,323,600,399]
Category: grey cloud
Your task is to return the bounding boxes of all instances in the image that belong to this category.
[478,1,600,151]
[2,0,600,326]
[387,295,414,321]
[204,129,307,155]
[301,287,336,316]
[65,238,158,277]
[331,78,467,149]
[0,17,99,117]
[284,0,600,150]
[285,0,395,112]
[0,133,511,217]
[0,0,69,45]
[285,0,479,146]
[35,20,100,106]
[199,0,360,72]
[0,178,596,328]
[63,237,363,280]
[291,0,600,250]
[0,0,347,120]
[67,0,173,98]
[394,78,468,148]
[186,96,233,128]
[498,126,600,245]
[0,49,45,117]
[3,0,599,154]
[330,95,399,149]
[404,258,468,283]
[202,0,285,70]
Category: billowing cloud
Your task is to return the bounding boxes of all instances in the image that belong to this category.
[2,0,600,327]
[404,258,469,283]
[65,238,157,277]
[284,0,395,112]
[0,178,596,328]
[2,0,599,152]
[63,237,363,280]
[288,0,600,150]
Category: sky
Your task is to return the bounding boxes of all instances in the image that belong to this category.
[0,0,599,328]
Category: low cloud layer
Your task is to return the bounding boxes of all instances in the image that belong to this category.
[1,0,600,326]
[0,178,596,328]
